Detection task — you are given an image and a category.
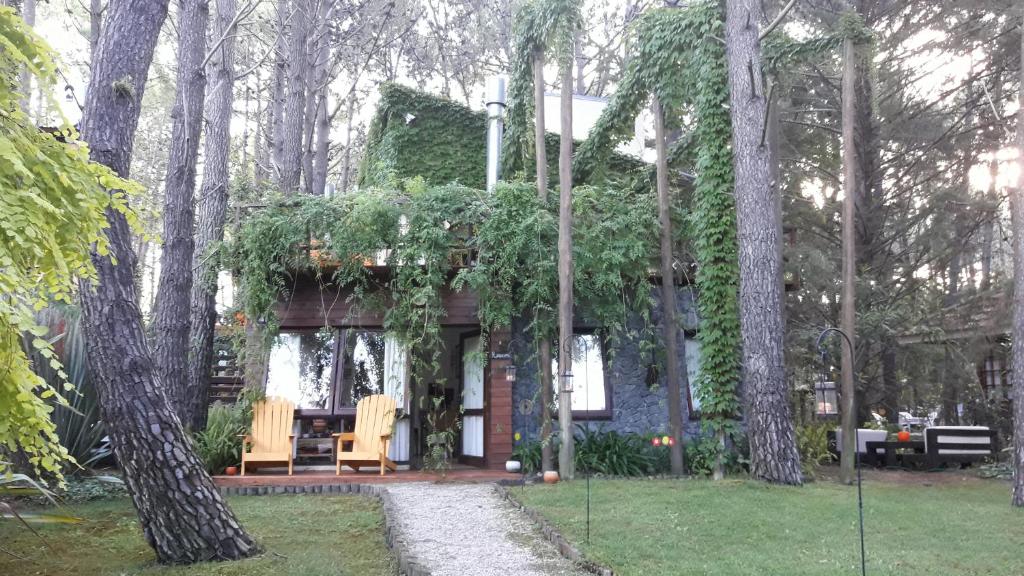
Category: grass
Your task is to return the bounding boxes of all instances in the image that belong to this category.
[0,495,395,576]
[516,475,1024,576]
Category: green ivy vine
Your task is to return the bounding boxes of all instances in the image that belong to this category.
[538,2,746,458]
[232,178,659,384]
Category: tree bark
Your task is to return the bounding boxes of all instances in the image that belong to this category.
[152,0,211,422]
[280,0,308,193]
[339,89,356,193]
[312,88,330,195]
[725,0,802,485]
[1011,9,1024,507]
[187,0,238,431]
[533,48,554,474]
[309,0,333,196]
[557,59,575,481]
[269,0,288,184]
[90,0,103,60]
[839,35,858,486]
[77,0,256,561]
[652,98,687,477]
[17,0,34,111]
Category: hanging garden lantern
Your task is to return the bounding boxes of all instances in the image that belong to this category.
[815,378,838,417]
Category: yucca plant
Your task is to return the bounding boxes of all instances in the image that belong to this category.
[23,306,111,474]
[574,426,661,477]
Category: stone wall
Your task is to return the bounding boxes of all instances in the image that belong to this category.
[510,286,703,442]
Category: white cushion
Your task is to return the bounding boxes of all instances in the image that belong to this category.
[834,429,888,454]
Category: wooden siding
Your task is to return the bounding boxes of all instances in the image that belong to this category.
[276,272,479,328]
[486,328,514,469]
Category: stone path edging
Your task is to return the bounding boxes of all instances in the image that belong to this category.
[218,483,431,576]
[495,485,615,576]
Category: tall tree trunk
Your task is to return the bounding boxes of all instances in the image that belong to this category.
[557,59,575,481]
[880,335,899,424]
[280,0,308,193]
[309,0,333,196]
[653,98,687,477]
[77,0,256,561]
[254,67,271,186]
[838,34,858,486]
[1011,9,1024,506]
[573,29,585,95]
[339,90,356,192]
[152,0,211,421]
[269,0,288,184]
[725,0,802,485]
[17,0,34,111]
[187,0,238,431]
[90,0,103,60]
[244,321,270,392]
[981,157,996,291]
[312,88,330,194]
[533,48,554,474]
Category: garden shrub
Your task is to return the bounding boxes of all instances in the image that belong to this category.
[514,428,673,477]
[685,435,747,477]
[795,423,835,476]
[193,389,262,474]
[512,438,543,474]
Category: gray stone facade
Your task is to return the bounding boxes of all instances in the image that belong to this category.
[510,287,703,442]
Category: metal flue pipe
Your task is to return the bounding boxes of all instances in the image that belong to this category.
[485,77,507,192]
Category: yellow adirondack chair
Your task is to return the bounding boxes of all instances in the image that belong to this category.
[240,397,295,476]
[334,395,397,476]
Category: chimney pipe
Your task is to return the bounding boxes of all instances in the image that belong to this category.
[485,77,507,192]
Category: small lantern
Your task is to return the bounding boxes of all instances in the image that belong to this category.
[505,364,517,382]
[560,372,574,393]
[897,430,910,442]
[815,379,838,416]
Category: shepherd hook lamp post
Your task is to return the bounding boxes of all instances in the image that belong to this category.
[816,327,866,576]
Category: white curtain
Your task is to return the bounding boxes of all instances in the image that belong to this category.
[382,333,409,411]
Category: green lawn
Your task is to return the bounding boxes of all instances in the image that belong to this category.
[0,495,395,576]
[517,475,1024,576]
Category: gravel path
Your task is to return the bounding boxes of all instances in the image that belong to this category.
[385,483,586,576]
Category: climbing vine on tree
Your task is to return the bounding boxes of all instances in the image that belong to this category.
[537,2,746,462]
[0,7,140,481]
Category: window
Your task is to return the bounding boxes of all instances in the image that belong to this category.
[266,330,336,412]
[552,334,611,418]
[338,330,409,410]
[265,328,409,416]
[684,336,701,413]
[339,330,386,406]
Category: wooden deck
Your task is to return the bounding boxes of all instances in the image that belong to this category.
[214,467,522,487]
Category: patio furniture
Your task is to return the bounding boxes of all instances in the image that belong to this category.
[828,428,888,466]
[240,397,295,476]
[864,440,925,468]
[334,394,398,476]
[901,426,996,469]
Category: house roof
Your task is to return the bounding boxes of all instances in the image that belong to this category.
[357,83,647,190]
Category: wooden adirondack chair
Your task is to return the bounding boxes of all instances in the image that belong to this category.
[334,395,397,476]
[240,397,295,476]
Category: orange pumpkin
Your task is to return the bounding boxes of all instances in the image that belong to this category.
[897,430,911,442]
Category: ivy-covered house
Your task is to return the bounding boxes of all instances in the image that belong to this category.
[249,83,706,471]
